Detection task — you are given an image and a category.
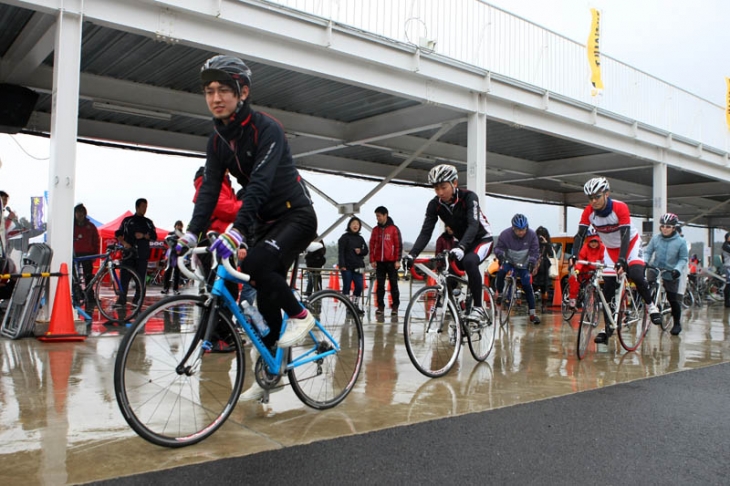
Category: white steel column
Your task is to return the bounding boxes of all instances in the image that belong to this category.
[46,4,83,314]
[467,92,487,211]
[652,162,667,233]
[558,205,568,235]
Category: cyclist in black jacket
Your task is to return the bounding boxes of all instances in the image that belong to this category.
[179,55,318,372]
[404,164,494,322]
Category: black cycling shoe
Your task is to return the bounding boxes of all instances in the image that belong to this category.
[594,331,608,344]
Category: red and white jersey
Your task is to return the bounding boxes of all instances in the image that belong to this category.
[579,199,639,250]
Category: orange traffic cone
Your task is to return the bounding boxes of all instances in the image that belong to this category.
[38,263,86,342]
[387,280,393,307]
[551,274,563,308]
[328,267,341,292]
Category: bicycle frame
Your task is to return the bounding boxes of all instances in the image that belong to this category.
[412,255,468,314]
[405,250,496,377]
[576,260,630,333]
[73,247,128,292]
[176,248,340,378]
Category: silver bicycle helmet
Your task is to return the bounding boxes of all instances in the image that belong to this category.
[583,177,610,196]
[428,164,458,186]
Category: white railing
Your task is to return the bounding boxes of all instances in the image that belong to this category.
[263,0,727,151]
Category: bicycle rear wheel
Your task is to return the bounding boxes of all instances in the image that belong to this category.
[114,295,244,447]
[289,290,364,409]
[499,278,516,326]
[616,285,649,351]
[707,279,724,302]
[94,264,145,322]
[467,285,497,362]
[577,286,599,360]
[403,285,461,378]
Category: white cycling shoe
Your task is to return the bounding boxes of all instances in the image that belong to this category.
[278,311,315,348]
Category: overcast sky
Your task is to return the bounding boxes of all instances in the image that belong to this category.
[1,0,726,247]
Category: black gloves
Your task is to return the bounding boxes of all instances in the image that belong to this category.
[615,258,627,273]
[671,269,681,280]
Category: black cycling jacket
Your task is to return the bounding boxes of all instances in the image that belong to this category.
[189,102,313,241]
[410,187,492,257]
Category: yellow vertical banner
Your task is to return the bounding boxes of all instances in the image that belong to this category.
[726,77,730,130]
[587,8,604,95]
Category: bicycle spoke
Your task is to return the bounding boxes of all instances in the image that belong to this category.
[289,290,364,409]
[114,295,244,447]
[404,286,461,378]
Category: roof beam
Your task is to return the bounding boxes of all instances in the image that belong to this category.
[1,11,56,84]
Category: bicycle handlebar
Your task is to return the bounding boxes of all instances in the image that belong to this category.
[575,260,607,268]
[221,256,251,283]
[645,265,678,279]
[176,246,208,284]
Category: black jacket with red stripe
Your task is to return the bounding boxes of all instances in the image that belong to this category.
[189,102,312,240]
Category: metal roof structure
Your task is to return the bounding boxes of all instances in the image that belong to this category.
[1,0,729,235]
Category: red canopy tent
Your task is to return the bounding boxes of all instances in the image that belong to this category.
[97,211,170,263]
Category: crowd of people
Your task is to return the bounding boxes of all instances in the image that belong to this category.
[5,54,730,363]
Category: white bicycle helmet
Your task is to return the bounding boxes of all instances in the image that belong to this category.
[583,177,610,196]
[428,164,458,186]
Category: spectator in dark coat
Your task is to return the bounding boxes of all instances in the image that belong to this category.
[339,217,368,314]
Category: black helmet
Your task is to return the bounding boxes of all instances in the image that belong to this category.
[200,55,252,96]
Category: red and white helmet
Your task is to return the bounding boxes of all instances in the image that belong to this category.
[660,213,680,226]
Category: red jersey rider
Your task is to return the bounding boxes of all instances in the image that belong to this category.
[573,177,661,344]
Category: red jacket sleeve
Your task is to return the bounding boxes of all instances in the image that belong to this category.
[212,179,242,225]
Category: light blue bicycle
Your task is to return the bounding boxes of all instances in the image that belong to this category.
[114,242,364,447]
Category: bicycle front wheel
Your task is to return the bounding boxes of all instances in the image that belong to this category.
[616,286,649,352]
[499,278,516,326]
[289,290,364,409]
[467,285,497,362]
[561,282,576,321]
[404,286,461,378]
[577,286,599,360]
[657,288,673,331]
[682,288,694,309]
[94,264,145,322]
[114,295,244,447]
